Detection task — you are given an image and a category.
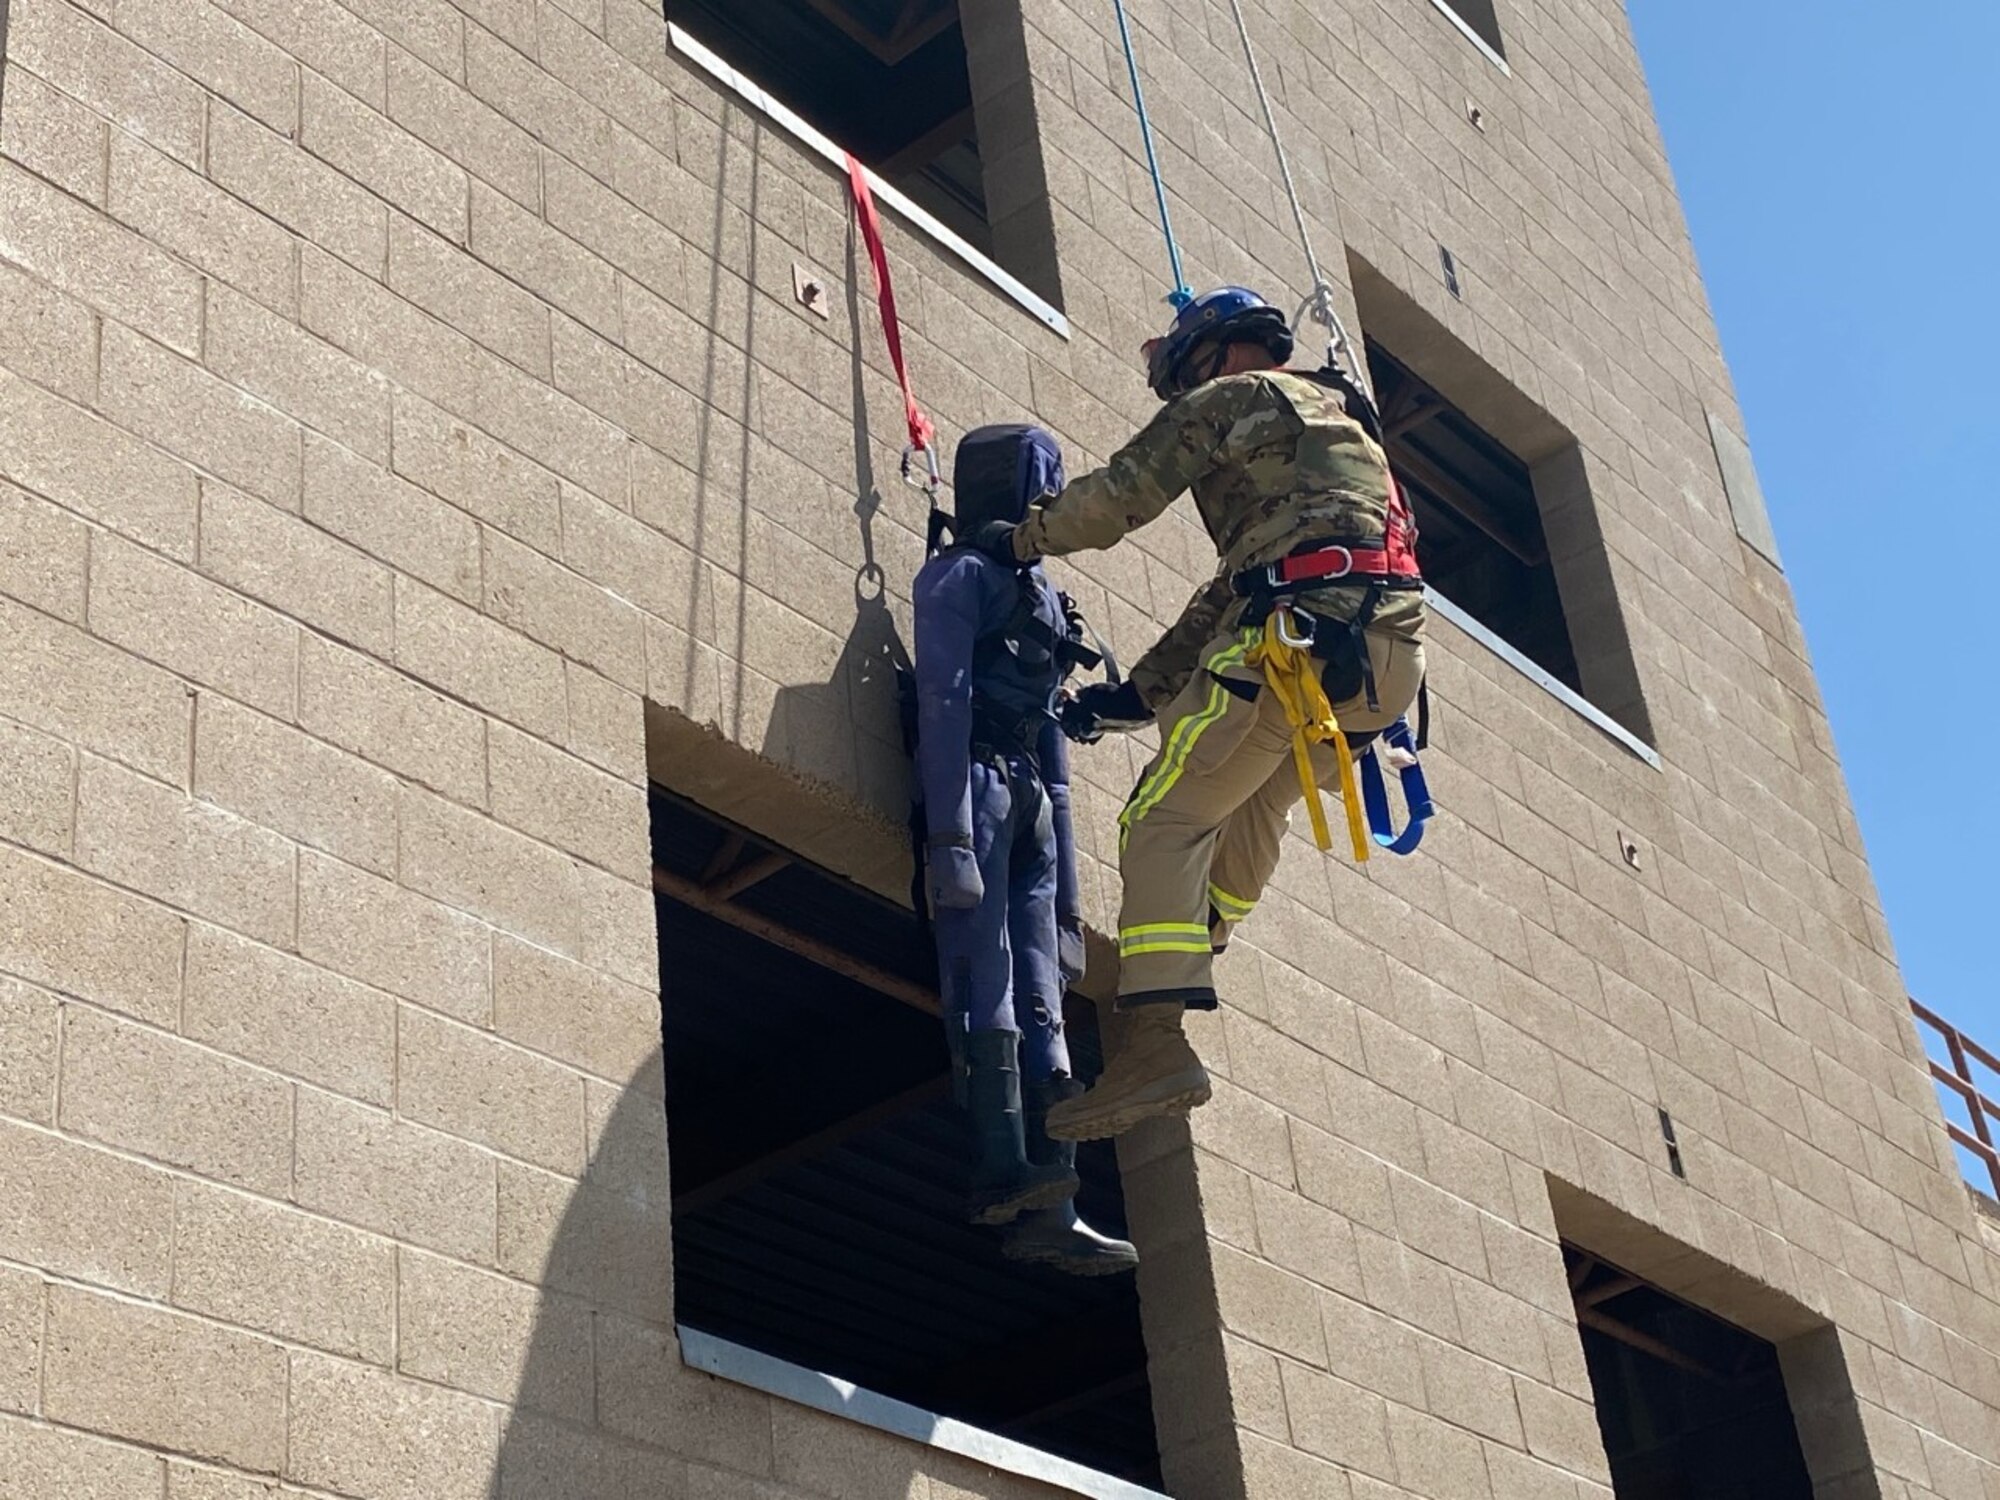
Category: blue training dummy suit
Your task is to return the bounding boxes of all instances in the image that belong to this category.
[910,425,1138,1277]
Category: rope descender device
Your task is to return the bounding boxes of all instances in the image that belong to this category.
[1294,280,1359,382]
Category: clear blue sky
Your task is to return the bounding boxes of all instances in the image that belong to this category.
[1628,1,2000,1099]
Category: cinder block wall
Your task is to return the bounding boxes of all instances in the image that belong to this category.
[0,0,1995,1497]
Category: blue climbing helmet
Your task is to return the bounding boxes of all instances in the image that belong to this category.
[1143,287,1294,399]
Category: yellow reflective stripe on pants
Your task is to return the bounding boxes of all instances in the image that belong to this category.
[1121,655,1235,831]
[1111,623,1428,1002]
[1120,922,1210,943]
[1119,922,1210,957]
[1121,638,1250,834]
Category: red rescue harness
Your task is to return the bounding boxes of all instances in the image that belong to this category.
[1230,475,1424,597]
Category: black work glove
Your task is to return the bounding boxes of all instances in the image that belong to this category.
[968,520,1028,565]
[1060,680,1153,744]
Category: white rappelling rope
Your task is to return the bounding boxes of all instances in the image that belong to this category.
[1220,0,1368,392]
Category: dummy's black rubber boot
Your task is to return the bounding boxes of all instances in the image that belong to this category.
[1003,1203,1141,1275]
[964,1030,1078,1225]
[1002,1077,1139,1275]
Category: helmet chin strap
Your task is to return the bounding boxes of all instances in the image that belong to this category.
[1176,341,1231,396]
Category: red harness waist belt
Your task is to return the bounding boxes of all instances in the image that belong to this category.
[1232,541,1423,596]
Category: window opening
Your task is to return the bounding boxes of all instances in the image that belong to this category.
[668,0,991,251]
[1564,1246,1815,1500]
[1365,339,1582,692]
[1430,0,1504,59]
[651,787,1163,1486]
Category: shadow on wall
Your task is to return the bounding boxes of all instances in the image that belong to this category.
[757,563,913,818]
[656,88,926,824]
[474,1048,844,1496]
[486,1043,676,1495]
[756,200,926,820]
[483,79,1069,1500]
[483,1046,975,1498]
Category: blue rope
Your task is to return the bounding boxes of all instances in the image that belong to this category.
[1109,0,1192,308]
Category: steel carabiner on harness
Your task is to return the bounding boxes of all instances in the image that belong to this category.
[1358,717,1433,855]
[1272,603,1315,652]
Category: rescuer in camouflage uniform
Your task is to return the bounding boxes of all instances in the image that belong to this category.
[979,287,1426,1141]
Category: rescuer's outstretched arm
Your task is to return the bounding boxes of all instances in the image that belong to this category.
[1128,570,1236,710]
[1009,378,1259,559]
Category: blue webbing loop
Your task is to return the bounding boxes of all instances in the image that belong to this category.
[1109,0,1192,308]
[1358,718,1434,856]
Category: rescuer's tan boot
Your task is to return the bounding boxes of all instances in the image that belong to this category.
[1044,1003,1210,1141]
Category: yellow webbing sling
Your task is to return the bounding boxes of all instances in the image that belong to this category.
[1245,608,1370,863]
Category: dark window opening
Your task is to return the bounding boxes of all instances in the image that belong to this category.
[652,787,1163,1487]
[1565,1247,1815,1500]
[1366,339,1583,692]
[669,0,991,249]
[1435,0,1504,57]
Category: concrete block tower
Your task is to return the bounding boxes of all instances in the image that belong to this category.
[0,0,1993,1495]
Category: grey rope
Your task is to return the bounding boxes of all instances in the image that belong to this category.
[1220,0,1367,389]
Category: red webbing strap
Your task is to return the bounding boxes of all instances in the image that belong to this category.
[845,153,936,466]
[1384,473,1420,575]
[1273,547,1404,583]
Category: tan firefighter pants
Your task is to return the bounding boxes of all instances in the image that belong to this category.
[1114,623,1425,1005]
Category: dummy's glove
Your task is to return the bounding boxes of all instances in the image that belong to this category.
[1059,680,1153,744]
[969,520,1031,565]
[928,838,984,910]
[1057,916,1086,985]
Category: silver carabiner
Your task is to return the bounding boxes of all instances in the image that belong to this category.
[900,442,943,496]
[1273,605,1314,651]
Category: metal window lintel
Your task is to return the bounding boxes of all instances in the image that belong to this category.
[1422,0,1512,74]
[666,23,1071,339]
[678,1327,1168,1500]
[1427,588,1662,769]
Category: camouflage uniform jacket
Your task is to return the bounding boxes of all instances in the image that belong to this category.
[1012,368,1426,709]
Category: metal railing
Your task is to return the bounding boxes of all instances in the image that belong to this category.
[1911,999,2000,1200]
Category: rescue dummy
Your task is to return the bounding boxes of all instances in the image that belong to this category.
[975,288,1428,1143]
[911,424,1138,1276]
